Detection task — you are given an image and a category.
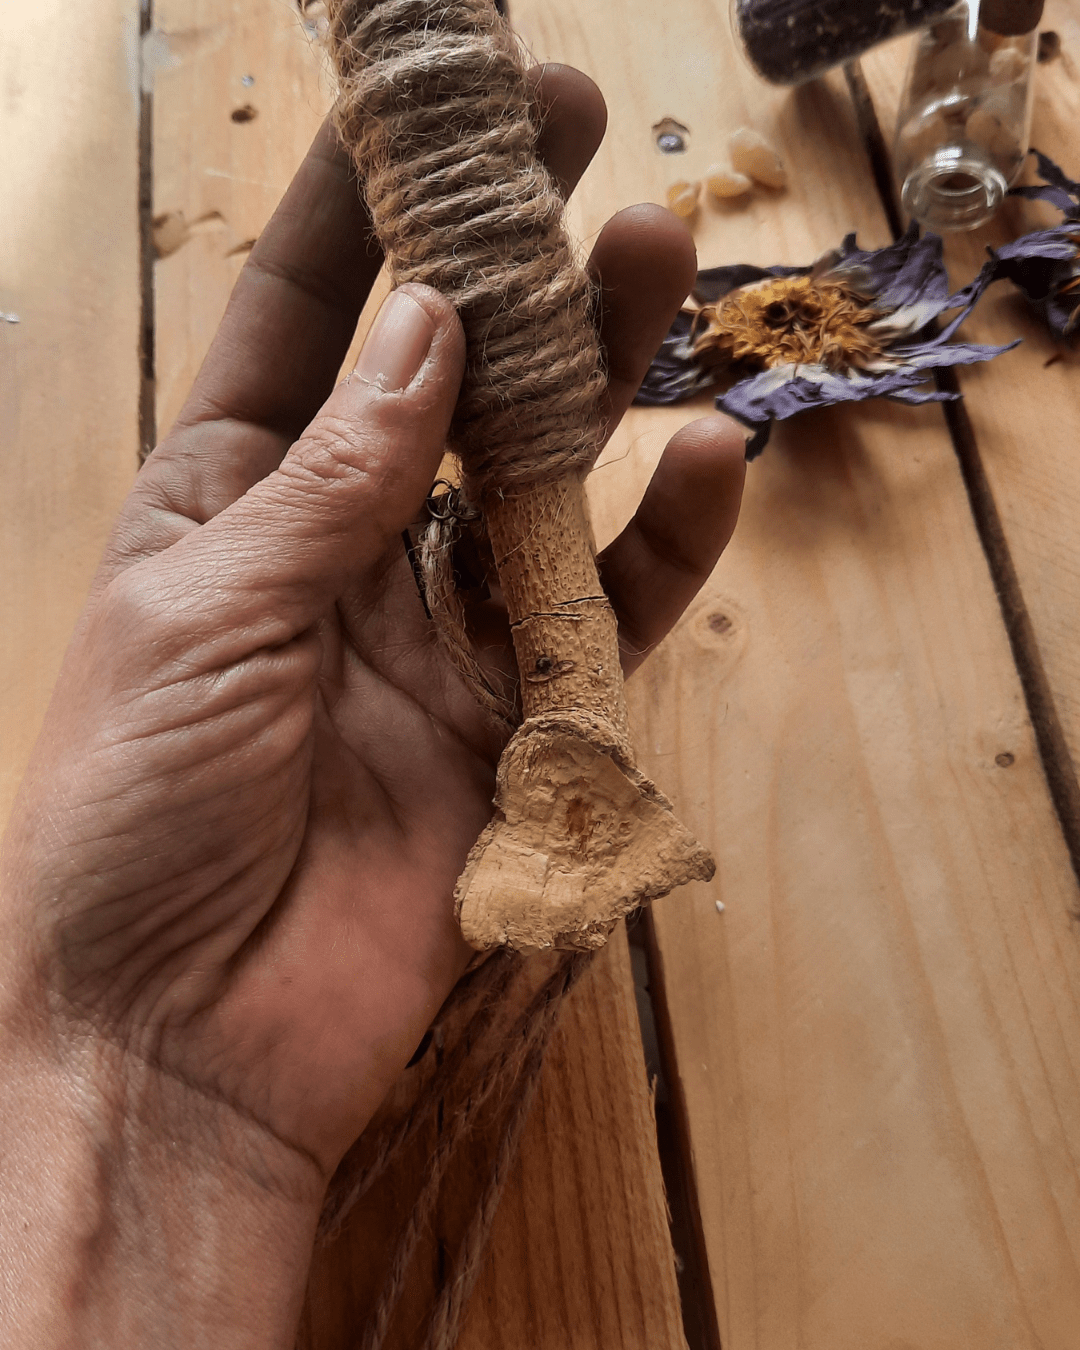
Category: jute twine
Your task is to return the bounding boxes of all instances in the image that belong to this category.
[320,3,609,1340]
[319,950,591,1350]
[327,0,608,721]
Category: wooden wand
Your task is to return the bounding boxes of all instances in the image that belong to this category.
[327,0,714,952]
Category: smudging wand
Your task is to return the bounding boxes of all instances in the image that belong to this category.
[327,0,714,952]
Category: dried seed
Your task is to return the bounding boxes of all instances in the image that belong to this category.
[667,179,702,219]
[966,105,1022,160]
[729,127,787,189]
[988,44,1029,81]
[705,163,754,199]
[1037,30,1061,62]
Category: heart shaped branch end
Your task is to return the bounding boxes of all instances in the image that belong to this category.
[455,713,716,952]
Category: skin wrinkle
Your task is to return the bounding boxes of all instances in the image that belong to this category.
[330,650,494,821]
[42,787,305,930]
[100,652,320,749]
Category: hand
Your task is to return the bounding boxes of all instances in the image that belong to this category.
[0,64,744,1347]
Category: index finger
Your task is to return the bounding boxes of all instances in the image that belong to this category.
[170,118,378,450]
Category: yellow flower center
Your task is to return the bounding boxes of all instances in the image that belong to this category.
[691,275,884,374]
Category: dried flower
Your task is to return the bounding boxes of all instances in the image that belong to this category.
[992,150,1080,337]
[636,225,1014,458]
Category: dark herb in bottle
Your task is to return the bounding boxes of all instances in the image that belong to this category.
[733,0,964,85]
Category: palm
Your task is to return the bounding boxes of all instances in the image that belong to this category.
[127,563,506,1162]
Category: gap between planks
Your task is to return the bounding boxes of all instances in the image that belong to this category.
[140,0,157,458]
[844,56,1080,906]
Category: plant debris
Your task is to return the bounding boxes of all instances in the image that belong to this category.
[1037,29,1061,61]
[635,225,1016,458]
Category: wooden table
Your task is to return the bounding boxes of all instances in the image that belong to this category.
[4,2,1080,1346]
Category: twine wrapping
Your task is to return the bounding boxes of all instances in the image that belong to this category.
[327,0,612,712]
[329,0,607,504]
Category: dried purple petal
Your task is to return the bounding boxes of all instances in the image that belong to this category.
[997,151,1080,336]
[692,261,810,305]
[1008,148,1080,217]
[719,337,1017,460]
[830,224,949,317]
[989,228,1080,335]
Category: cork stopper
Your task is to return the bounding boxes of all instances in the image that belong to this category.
[979,0,1044,35]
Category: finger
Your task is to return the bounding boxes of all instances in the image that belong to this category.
[147,66,608,508]
[172,119,378,451]
[529,63,608,199]
[599,415,746,674]
[123,286,466,669]
[589,203,698,438]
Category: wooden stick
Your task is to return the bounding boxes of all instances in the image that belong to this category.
[455,478,715,951]
[327,0,714,951]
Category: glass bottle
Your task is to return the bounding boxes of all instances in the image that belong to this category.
[730,0,963,86]
[894,0,1040,231]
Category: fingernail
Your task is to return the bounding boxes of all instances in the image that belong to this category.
[353,289,435,391]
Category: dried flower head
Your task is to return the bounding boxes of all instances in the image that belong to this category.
[636,225,1015,457]
[690,275,884,373]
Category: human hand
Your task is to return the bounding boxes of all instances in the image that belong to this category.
[0,63,743,1347]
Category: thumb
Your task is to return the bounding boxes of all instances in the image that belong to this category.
[157,284,465,651]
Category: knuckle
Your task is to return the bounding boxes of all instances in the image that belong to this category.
[95,562,179,648]
[287,417,375,486]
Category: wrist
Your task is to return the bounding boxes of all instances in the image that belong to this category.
[0,1001,324,1350]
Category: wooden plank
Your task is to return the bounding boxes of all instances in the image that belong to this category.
[151,0,334,437]
[860,1,1080,792]
[151,4,686,1344]
[0,0,142,822]
[508,0,1080,1344]
[459,934,684,1349]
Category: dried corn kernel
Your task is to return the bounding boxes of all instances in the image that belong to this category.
[705,163,753,199]
[989,45,1028,82]
[729,127,787,189]
[667,179,701,219]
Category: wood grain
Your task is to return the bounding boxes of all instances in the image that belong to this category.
[151,3,686,1344]
[508,0,1080,1344]
[0,0,142,822]
[152,0,334,437]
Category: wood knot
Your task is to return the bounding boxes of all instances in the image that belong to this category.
[526,655,576,683]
